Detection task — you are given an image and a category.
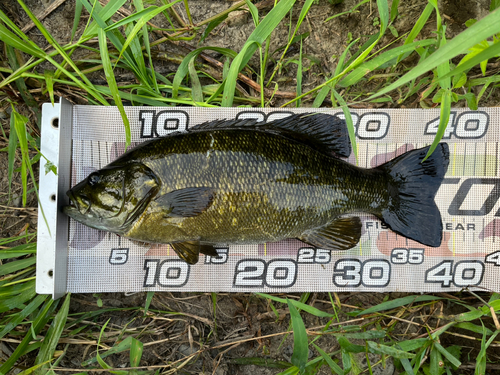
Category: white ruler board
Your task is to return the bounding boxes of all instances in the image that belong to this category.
[37,100,500,297]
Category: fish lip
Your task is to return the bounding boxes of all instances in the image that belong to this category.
[65,190,91,215]
[66,190,79,211]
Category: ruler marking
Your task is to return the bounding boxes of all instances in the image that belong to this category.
[496,142,499,177]
[98,140,102,169]
[473,143,477,177]
[484,143,488,177]
[463,143,467,176]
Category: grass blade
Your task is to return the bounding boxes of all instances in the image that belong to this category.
[17,0,108,106]
[71,0,83,42]
[0,280,37,313]
[287,299,308,373]
[356,295,442,315]
[434,342,461,368]
[98,27,131,148]
[115,0,182,66]
[438,41,500,84]
[257,293,335,318]
[368,6,500,100]
[0,298,57,374]
[34,294,71,374]
[339,39,435,87]
[312,343,343,375]
[130,338,143,367]
[423,88,451,161]
[324,0,369,22]
[267,0,314,85]
[44,70,55,106]
[133,0,159,93]
[172,47,237,99]
[6,46,42,126]
[332,89,357,160]
[188,59,203,102]
[0,257,36,277]
[296,40,303,107]
[12,110,30,206]
[222,0,297,106]
[200,14,228,43]
[0,23,45,58]
[400,3,434,52]
[104,6,162,31]
[430,344,443,375]
[246,0,259,26]
[476,329,500,374]
[229,357,291,368]
[8,112,19,202]
[367,341,415,359]
[124,21,148,89]
[114,2,182,66]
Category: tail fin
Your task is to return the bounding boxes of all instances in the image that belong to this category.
[378,144,450,247]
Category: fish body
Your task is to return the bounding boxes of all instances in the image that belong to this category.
[64,114,450,264]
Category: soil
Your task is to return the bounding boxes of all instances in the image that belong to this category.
[0,0,498,374]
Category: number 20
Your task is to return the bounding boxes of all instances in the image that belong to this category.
[233,259,297,288]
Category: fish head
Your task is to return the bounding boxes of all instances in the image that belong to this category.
[64,163,161,233]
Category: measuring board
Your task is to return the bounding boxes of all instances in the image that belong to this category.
[36,98,500,298]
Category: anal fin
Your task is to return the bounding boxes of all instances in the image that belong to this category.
[171,241,218,264]
[299,217,361,251]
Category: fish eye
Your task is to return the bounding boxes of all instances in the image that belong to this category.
[87,173,101,186]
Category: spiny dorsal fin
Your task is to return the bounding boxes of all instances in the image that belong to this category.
[299,217,361,251]
[262,113,351,157]
[189,113,351,157]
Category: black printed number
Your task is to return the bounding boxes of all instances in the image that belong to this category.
[485,251,500,266]
[297,248,331,264]
[204,248,229,264]
[390,248,424,264]
[143,259,190,287]
[332,259,391,288]
[425,111,489,139]
[109,248,129,265]
[425,261,484,287]
[233,259,297,288]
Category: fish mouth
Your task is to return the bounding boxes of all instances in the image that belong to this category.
[64,190,91,217]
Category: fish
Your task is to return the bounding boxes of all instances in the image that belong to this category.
[63,113,450,264]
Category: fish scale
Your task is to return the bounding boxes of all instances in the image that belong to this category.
[125,129,384,244]
[64,113,449,264]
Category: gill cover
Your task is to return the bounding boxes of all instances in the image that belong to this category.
[65,163,161,233]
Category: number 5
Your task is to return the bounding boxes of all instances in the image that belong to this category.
[109,248,129,265]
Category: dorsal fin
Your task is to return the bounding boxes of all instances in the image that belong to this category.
[189,113,351,157]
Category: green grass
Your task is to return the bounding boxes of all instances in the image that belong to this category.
[1,0,500,373]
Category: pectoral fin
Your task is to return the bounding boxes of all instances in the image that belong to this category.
[171,241,218,264]
[155,187,214,218]
[299,217,361,251]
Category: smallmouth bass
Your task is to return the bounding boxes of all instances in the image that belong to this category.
[64,113,450,264]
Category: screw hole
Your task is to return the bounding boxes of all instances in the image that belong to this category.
[51,117,59,129]
[48,269,53,277]
[50,194,56,202]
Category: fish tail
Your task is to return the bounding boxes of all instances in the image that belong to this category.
[377,144,450,247]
